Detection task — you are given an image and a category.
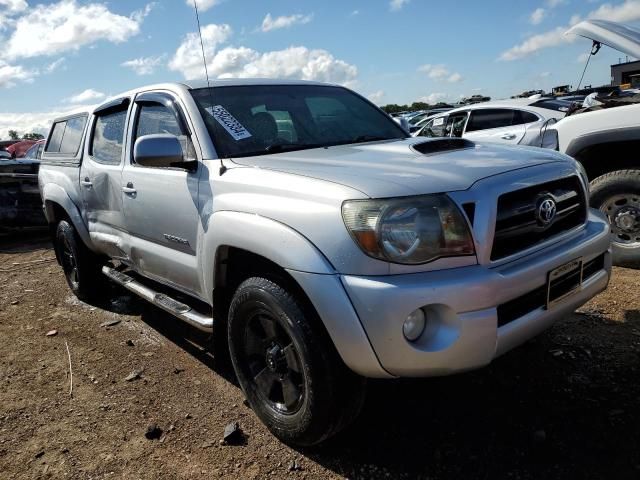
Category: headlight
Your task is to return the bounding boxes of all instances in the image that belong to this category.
[342,195,475,265]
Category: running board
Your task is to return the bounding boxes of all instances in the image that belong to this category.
[102,266,213,332]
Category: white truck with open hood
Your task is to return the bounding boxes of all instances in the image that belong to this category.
[542,19,640,267]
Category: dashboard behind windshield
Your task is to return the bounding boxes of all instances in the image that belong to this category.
[190,85,406,158]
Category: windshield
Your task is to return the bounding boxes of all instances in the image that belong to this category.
[190,85,407,158]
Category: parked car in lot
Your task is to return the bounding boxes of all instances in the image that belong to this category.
[542,19,640,267]
[39,79,611,446]
[0,139,47,229]
[413,98,570,145]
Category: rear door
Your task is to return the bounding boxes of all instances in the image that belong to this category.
[79,99,130,259]
[463,108,538,144]
[121,91,202,296]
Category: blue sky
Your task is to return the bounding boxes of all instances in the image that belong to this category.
[0,0,639,137]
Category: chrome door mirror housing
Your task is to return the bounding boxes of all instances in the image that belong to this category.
[134,134,184,168]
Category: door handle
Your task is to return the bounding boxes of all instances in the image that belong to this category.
[122,182,137,195]
[81,177,92,187]
[501,133,517,140]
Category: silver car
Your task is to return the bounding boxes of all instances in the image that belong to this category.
[39,80,611,446]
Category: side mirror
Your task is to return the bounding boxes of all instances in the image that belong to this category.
[134,134,185,168]
[393,116,411,135]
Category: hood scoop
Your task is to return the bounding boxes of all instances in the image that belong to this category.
[411,138,475,156]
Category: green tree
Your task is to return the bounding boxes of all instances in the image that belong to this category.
[8,130,19,140]
[23,132,44,140]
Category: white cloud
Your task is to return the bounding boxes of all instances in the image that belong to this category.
[501,0,640,61]
[530,7,546,25]
[3,0,145,60]
[418,64,463,83]
[122,55,165,75]
[418,92,448,104]
[260,13,313,32]
[587,0,640,22]
[577,52,591,62]
[168,23,232,77]
[187,0,221,12]
[169,23,358,86]
[0,0,27,14]
[499,26,567,61]
[0,105,97,140]
[350,9,360,16]
[0,61,36,88]
[45,57,66,74]
[367,90,385,104]
[546,0,566,7]
[390,0,410,11]
[65,88,105,104]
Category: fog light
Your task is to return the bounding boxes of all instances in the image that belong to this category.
[403,309,426,342]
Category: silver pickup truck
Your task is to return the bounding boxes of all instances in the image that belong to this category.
[39,79,611,446]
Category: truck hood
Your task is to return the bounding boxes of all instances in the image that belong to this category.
[230,138,568,198]
[566,19,640,59]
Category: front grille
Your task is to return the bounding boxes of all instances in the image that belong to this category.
[497,253,605,327]
[491,176,586,261]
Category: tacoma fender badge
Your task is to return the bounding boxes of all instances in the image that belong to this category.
[163,234,190,246]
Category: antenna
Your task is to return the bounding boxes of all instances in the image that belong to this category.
[192,0,227,174]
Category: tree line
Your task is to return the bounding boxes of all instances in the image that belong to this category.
[4,130,45,141]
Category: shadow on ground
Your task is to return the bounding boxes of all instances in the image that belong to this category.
[122,287,640,479]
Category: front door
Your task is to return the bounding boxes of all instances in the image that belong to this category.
[79,101,130,259]
[121,92,203,297]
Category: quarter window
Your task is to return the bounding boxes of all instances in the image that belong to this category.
[59,116,86,154]
[46,121,66,153]
[45,116,87,154]
[91,110,127,165]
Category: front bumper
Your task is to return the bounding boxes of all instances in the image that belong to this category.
[340,209,611,377]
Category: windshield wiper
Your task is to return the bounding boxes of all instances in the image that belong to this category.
[264,143,324,153]
[350,135,392,144]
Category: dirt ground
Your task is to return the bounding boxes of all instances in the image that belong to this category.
[0,234,639,480]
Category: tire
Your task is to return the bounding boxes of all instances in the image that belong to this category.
[590,170,640,268]
[55,220,106,302]
[227,276,366,446]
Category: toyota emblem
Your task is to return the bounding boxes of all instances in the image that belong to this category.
[537,197,557,225]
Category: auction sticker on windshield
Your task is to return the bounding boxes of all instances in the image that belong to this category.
[210,105,252,141]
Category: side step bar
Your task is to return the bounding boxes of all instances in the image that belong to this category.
[102,266,213,332]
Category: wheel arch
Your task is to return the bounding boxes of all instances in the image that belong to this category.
[567,129,640,180]
[41,183,93,250]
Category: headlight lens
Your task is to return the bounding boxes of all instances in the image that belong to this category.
[342,195,475,264]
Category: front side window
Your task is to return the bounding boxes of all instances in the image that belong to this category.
[419,116,447,138]
[134,103,196,163]
[91,110,127,165]
[190,85,406,158]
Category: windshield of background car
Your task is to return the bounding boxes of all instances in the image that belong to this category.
[190,85,407,158]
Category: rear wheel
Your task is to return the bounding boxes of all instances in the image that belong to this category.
[590,170,640,268]
[55,220,106,302]
[227,276,366,446]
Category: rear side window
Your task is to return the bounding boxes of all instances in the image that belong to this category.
[45,116,87,155]
[91,110,127,165]
[514,110,539,125]
[466,109,515,132]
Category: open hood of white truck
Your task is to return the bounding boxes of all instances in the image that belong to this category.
[566,19,640,59]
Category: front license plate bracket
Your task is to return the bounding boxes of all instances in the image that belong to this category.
[546,258,583,309]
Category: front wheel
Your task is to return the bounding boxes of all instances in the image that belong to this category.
[590,170,640,268]
[227,277,366,446]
